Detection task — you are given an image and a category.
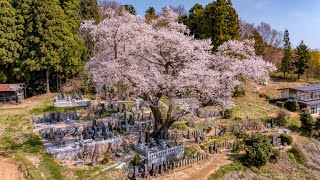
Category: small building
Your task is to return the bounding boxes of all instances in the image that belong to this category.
[278,84,320,114]
[0,84,26,104]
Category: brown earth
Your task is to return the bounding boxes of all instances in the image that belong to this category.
[0,158,25,180]
[153,153,232,180]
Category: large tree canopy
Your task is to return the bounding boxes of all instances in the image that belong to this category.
[82,8,276,139]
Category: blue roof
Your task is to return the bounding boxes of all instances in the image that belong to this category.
[288,84,320,92]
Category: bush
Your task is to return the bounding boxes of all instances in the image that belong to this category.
[288,145,306,164]
[300,110,314,132]
[243,133,273,167]
[222,109,233,119]
[101,150,111,164]
[274,110,289,126]
[132,154,141,166]
[284,100,299,112]
[234,130,248,139]
[259,93,271,99]
[231,143,240,154]
[276,101,285,108]
[233,85,246,97]
[280,134,293,145]
[270,149,281,163]
[315,118,320,132]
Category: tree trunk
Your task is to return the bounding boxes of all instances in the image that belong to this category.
[149,104,176,140]
[283,71,286,79]
[46,69,50,93]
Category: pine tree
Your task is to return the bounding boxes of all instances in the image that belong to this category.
[80,0,100,22]
[20,0,81,93]
[122,4,136,15]
[205,0,240,51]
[293,41,310,79]
[252,29,264,56]
[280,29,292,79]
[187,4,209,39]
[145,7,156,23]
[0,0,22,82]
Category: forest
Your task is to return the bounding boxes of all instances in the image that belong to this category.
[0,0,319,96]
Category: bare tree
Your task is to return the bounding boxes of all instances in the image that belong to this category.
[169,5,187,16]
[99,0,121,19]
[257,22,283,48]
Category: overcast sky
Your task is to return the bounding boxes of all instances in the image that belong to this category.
[106,0,320,49]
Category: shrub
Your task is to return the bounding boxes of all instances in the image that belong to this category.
[234,130,248,139]
[274,110,289,126]
[222,109,233,119]
[300,110,314,132]
[276,101,284,108]
[132,154,141,166]
[270,149,281,163]
[243,133,273,167]
[101,150,111,164]
[284,100,299,112]
[259,93,271,99]
[280,134,293,145]
[315,118,320,132]
[288,145,306,164]
[233,85,246,97]
[231,143,240,154]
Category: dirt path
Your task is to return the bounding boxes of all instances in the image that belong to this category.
[0,158,25,180]
[153,153,231,180]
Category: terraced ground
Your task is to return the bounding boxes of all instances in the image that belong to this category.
[0,80,319,180]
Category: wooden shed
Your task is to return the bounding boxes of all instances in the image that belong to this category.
[0,84,26,104]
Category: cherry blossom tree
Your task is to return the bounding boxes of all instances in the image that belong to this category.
[81,7,276,139]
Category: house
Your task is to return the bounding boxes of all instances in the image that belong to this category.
[278,84,320,114]
[0,84,26,104]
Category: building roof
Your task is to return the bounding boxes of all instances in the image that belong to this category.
[299,99,320,106]
[280,84,320,92]
[0,84,25,92]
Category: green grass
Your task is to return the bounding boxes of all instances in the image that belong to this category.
[39,154,63,180]
[232,84,279,120]
[15,151,43,180]
[208,161,245,180]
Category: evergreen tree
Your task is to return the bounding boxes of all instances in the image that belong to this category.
[280,29,292,79]
[252,29,264,56]
[187,4,209,39]
[145,7,157,23]
[122,4,136,15]
[293,41,310,79]
[0,0,22,82]
[243,133,273,167]
[60,0,82,32]
[80,0,100,22]
[205,0,240,51]
[19,0,82,93]
[300,110,314,132]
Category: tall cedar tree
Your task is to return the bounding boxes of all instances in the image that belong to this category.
[145,7,156,23]
[186,4,209,39]
[252,29,264,56]
[122,4,136,15]
[206,0,240,51]
[181,0,240,50]
[293,41,310,79]
[20,0,82,93]
[280,29,292,79]
[0,0,22,82]
[80,0,100,22]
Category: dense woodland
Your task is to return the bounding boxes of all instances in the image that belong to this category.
[0,0,320,96]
